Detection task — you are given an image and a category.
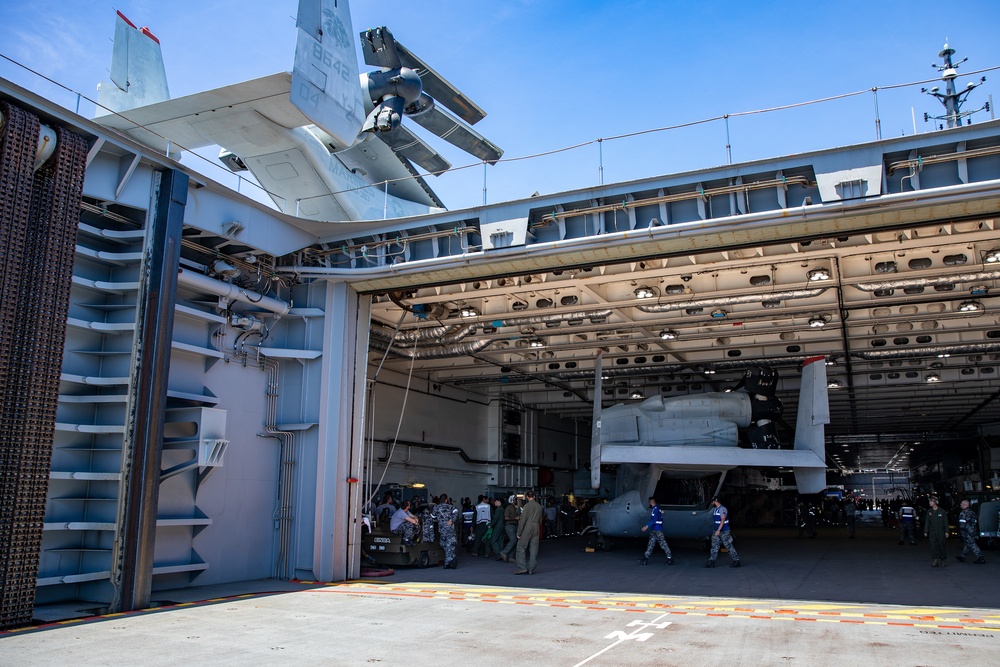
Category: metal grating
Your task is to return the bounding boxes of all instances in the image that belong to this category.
[0,102,88,630]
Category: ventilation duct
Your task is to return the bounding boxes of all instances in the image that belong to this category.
[373,309,614,346]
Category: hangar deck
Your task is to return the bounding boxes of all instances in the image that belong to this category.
[4,523,998,665]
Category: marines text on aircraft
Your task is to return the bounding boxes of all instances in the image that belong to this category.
[588,356,830,540]
[93,0,502,222]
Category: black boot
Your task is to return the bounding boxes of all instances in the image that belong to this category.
[666,557,674,565]
[702,560,715,568]
[639,557,648,565]
[730,559,741,568]
[955,555,966,563]
[975,556,986,564]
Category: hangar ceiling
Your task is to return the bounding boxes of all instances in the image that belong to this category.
[368,215,1000,473]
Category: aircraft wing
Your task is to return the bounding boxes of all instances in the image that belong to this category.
[376,125,451,175]
[601,445,827,474]
[95,73,310,155]
[334,135,443,208]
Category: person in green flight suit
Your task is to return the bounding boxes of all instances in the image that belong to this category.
[924,495,949,567]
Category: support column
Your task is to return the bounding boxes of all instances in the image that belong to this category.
[314,281,369,581]
[112,169,186,612]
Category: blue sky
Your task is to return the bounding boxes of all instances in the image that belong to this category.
[2,0,999,213]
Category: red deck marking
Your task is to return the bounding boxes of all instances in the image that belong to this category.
[551,604,571,608]
[734,607,755,612]
[587,606,608,611]
[912,615,936,620]
[887,622,915,627]
[624,609,645,613]
[515,601,533,606]
[775,610,798,614]
[670,611,688,615]
[482,599,498,603]
[793,617,817,622]
[863,613,887,618]
[839,620,864,624]
[958,618,984,623]
[707,613,729,617]
[750,615,772,619]
[818,611,842,616]
[937,625,964,629]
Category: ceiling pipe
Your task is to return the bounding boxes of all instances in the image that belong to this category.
[636,288,827,313]
[850,269,1000,292]
[177,268,290,315]
[369,336,494,359]
[852,342,1000,360]
[372,309,614,346]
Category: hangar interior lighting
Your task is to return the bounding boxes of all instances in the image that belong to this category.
[809,316,828,328]
[958,300,984,312]
[528,339,545,348]
[630,391,644,399]
[925,374,942,383]
[460,306,479,318]
[984,248,1000,263]
[659,330,679,340]
[634,286,656,299]
[808,268,831,281]
[828,380,842,388]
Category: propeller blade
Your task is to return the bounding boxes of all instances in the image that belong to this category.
[394,40,487,126]
[377,124,452,175]
[409,105,503,164]
[359,26,402,69]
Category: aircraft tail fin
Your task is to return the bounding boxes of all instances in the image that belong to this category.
[96,11,170,116]
[291,0,365,150]
[793,356,830,493]
[590,350,603,489]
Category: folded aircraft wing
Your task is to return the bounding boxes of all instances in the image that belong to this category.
[600,445,827,474]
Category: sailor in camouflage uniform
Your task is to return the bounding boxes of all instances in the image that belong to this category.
[956,499,986,564]
[432,495,459,568]
[639,497,674,565]
[704,497,741,568]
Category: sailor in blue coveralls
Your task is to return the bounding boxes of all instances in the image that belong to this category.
[639,497,674,565]
[704,496,741,568]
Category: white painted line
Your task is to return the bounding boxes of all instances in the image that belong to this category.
[572,612,672,667]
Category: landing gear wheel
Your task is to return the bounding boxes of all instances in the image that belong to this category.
[417,551,430,568]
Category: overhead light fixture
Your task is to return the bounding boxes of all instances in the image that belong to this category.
[936,353,950,358]
[702,368,716,375]
[460,306,479,318]
[528,339,544,348]
[634,286,656,299]
[410,482,425,488]
[825,359,836,366]
[828,380,842,388]
[958,300,983,312]
[630,391,644,399]
[808,268,831,281]
[985,248,1000,263]
[809,316,828,328]
[659,330,678,340]
[925,374,941,383]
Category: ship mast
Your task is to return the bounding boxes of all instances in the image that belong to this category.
[922,42,988,129]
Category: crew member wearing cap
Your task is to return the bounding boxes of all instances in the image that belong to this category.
[956,499,986,564]
[704,496,741,568]
[924,495,949,567]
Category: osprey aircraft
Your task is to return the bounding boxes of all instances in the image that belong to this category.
[93,0,502,221]
[588,356,830,541]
